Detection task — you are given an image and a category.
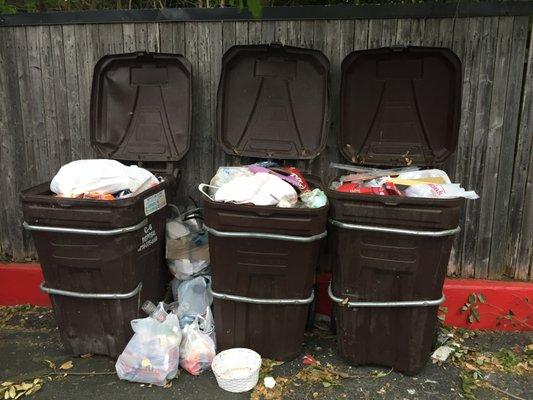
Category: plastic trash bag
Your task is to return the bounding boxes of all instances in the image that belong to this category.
[115,309,182,386]
[179,309,216,375]
[171,276,213,328]
[209,166,254,195]
[50,159,159,198]
[166,218,210,280]
[214,172,298,207]
[300,188,327,208]
[405,183,479,199]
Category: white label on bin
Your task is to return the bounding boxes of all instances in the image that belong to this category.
[144,190,166,216]
[138,224,158,252]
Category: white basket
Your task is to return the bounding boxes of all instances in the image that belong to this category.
[211,348,262,393]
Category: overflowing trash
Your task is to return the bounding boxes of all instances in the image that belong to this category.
[115,303,181,386]
[201,163,327,208]
[166,208,210,280]
[50,159,161,199]
[330,163,479,200]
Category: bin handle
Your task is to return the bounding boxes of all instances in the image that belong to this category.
[198,184,217,202]
[23,219,148,236]
[328,283,445,308]
[209,286,314,305]
[205,225,327,243]
[40,282,142,300]
[329,219,460,237]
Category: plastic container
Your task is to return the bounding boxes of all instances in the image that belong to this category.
[212,348,262,393]
[327,46,464,375]
[203,44,330,361]
[20,52,192,358]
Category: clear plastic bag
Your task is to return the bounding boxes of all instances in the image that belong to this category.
[115,308,182,386]
[179,309,216,375]
[176,276,213,318]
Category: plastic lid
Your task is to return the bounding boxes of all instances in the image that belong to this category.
[90,52,192,162]
[216,44,330,160]
[339,46,462,166]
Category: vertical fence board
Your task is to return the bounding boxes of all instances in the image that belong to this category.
[463,17,499,279]
[491,16,529,277]
[474,17,514,278]
[0,28,26,259]
[508,27,533,280]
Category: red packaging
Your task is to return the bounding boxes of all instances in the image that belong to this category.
[384,182,403,196]
[337,182,388,195]
[281,167,311,192]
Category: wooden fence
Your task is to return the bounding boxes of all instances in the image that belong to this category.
[0,6,531,281]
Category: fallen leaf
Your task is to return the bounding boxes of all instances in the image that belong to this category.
[80,353,92,359]
[44,360,56,369]
[341,298,349,306]
[322,381,331,388]
[464,362,478,371]
[164,381,172,389]
[59,361,73,370]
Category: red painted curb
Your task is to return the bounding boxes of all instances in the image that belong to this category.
[0,263,51,306]
[1,264,531,331]
[315,273,532,331]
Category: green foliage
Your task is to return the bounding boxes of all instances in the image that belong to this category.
[228,0,262,18]
[0,0,17,13]
[460,292,486,324]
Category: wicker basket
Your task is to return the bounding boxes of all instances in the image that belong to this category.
[211,348,262,392]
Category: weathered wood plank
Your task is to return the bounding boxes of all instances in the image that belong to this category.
[261,20,276,43]
[0,27,27,259]
[287,20,300,46]
[62,25,83,161]
[381,18,397,46]
[235,21,248,45]
[490,16,529,278]
[74,24,93,159]
[474,17,514,278]
[210,22,225,171]
[172,23,186,54]
[134,23,148,51]
[299,20,313,48]
[368,19,384,47]
[446,17,468,276]
[158,22,173,52]
[38,26,61,176]
[507,26,533,280]
[461,17,499,279]
[147,23,159,52]
[409,18,425,45]
[395,18,410,45]
[122,24,135,52]
[421,18,440,46]
[248,21,261,44]
[353,19,369,50]
[275,20,288,44]
[49,25,71,165]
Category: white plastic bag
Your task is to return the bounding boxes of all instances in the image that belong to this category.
[214,172,297,207]
[50,159,159,198]
[209,166,254,195]
[115,311,182,386]
[174,276,213,322]
[179,310,216,375]
[405,183,479,199]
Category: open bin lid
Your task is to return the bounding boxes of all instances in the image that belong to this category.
[339,46,462,167]
[216,44,330,160]
[90,52,192,163]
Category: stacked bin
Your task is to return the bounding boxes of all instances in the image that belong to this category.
[201,44,330,361]
[327,47,464,374]
[21,52,192,358]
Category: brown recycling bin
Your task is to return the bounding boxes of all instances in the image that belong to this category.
[21,52,192,358]
[202,44,330,361]
[327,46,464,375]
